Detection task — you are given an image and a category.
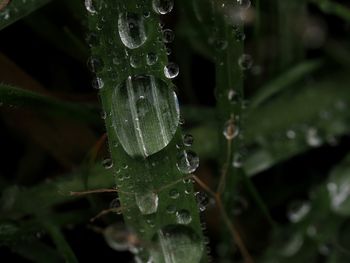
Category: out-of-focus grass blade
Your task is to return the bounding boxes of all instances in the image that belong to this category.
[250,59,323,109]
[44,222,78,263]
[311,0,350,22]
[0,0,52,31]
[0,164,113,217]
[0,83,99,123]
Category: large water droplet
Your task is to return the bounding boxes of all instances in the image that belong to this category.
[151,225,203,263]
[118,12,147,49]
[176,150,199,174]
[135,191,159,215]
[111,75,180,158]
[152,0,174,15]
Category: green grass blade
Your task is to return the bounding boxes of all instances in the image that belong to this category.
[86,0,206,261]
[0,0,52,31]
[44,222,79,263]
[0,83,99,123]
[249,59,323,109]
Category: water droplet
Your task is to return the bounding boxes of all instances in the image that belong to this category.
[286,129,296,139]
[152,0,174,15]
[162,29,175,43]
[135,191,159,215]
[86,33,99,47]
[176,150,199,174]
[151,225,203,263]
[92,77,104,90]
[176,209,192,224]
[169,189,180,199]
[146,52,158,66]
[183,134,193,146]
[195,192,209,212]
[238,54,253,70]
[118,12,147,49]
[328,179,350,214]
[102,158,113,169]
[85,0,97,15]
[111,75,180,157]
[164,62,179,79]
[130,54,142,68]
[287,200,311,223]
[87,57,104,73]
[104,224,135,251]
[237,0,251,10]
[166,204,176,214]
[305,127,322,147]
[109,198,121,209]
[223,119,239,140]
[232,153,243,168]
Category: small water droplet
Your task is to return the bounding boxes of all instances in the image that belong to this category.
[286,129,296,140]
[92,77,104,89]
[287,200,311,223]
[306,127,322,147]
[162,29,175,43]
[176,209,192,224]
[195,192,209,212]
[232,153,243,168]
[109,198,121,210]
[146,52,158,65]
[86,32,99,47]
[238,54,253,70]
[176,150,199,174]
[166,204,176,214]
[152,0,174,15]
[118,12,147,49]
[183,134,193,147]
[223,119,239,140]
[87,57,104,73]
[85,0,97,15]
[169,189,180,199]
[102,158,113,169]
[104,224,136,251]
[135,191,159,215]
[164,62,179,79]
[237,0,251,10]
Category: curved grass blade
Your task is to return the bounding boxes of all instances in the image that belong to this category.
[0,0,52,31]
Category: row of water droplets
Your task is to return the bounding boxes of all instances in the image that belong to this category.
[85,1,205,261]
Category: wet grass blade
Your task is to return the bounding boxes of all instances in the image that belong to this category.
[86,0,206,261]
[0,0,52,31]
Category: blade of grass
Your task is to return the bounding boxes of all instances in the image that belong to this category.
[44,222,78,263]
[0,83,99,123]
[0,0,52,31]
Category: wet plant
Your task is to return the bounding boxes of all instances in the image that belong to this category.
[1,0,350,262]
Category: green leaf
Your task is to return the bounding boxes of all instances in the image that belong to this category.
[0,0,52,31]
[0,83,99,123]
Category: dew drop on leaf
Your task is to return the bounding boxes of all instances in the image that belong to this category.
[118,12,147,49]
[104,224,134,251]
[92,77,104,89]
[102,158,113,169]
[169,189,180,199]
[146,52,158,65]
[176,150,199,174]
[183,134,194,147]
[151,225,203,263]
[238,54,253,70]
[162,29,175,43]
[111,75,180,157]
[85,0,97,15]
[135,191,159,215]
[176,209,192,224]
[164,62,179,79]
[152,0,174,15]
